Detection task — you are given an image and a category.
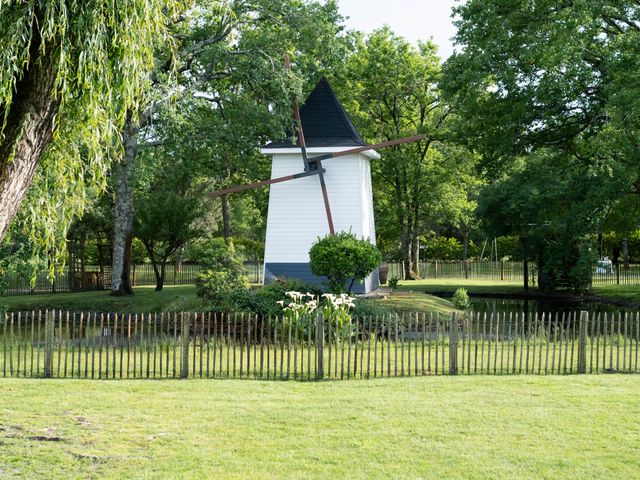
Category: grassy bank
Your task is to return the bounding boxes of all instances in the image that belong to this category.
[1,376,639,479]
[398,279,640,304]
[1,285,456,315]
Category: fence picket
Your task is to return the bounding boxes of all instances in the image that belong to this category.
[2,310,640,381]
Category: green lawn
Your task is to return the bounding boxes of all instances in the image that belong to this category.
[591,284,640,303]
[398,279,640,304]
[1,285,456,315]
[1,376,639,479]
[0,285,203,313]
[377,291,456,314]
[398,278,526,295]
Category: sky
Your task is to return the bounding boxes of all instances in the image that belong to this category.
[337,0,458,59]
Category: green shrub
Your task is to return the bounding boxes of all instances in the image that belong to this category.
[309,232,382,294]
[195,238,249,310]
[452,288,472,310]
[388,277,400,289]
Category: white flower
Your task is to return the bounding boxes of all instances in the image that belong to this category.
[276,300,285,306]
[306,292,315,299]
[286,291,304,300]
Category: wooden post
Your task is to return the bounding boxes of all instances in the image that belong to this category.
[44,310,54,378]
[181,313,190,379]
[316,313,325,379]
[449,313,458,375]
[578,311,588,374]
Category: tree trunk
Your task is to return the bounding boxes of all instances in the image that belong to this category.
[221,194,233,240]
[623,237,629,270]
[0,30,60,241]
[411,230,420,279]
[110,119,138,296]
[462,229,470,279]
[522,237,529,292]
[156,261,166,292]
[174,243,185,283]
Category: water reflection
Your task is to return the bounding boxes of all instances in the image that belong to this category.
[468,296,631,316]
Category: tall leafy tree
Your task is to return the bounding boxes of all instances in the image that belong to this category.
[0,0,187,259]
[442,0,640,288]
[334,28,449,278]
[110,0,348,294]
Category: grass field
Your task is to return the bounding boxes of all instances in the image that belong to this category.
[1,376,639,479]
[1,286,456,316]
[398,279,640,304]
[0,285,202,313]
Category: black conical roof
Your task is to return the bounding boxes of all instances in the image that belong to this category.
[264,77,367,148]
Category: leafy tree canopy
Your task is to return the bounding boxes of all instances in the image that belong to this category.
[0,0,189,264]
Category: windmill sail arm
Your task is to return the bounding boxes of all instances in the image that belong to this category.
[307,134,426,163]
[209,169,319,197]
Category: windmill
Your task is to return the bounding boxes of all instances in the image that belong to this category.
[210,59,424,293]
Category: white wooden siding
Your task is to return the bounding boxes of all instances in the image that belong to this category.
[263,151,377,264]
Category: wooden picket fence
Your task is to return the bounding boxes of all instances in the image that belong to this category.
[1,310,638,380]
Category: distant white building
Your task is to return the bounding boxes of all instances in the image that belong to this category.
[261,78,380,293]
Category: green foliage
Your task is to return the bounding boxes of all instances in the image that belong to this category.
[1,0,188,262]
[195,239,249,310]
[309,233,382,294]
[452,288,472,311]
[422,237,480,261]
[233,238,265,263]
[601,230,640,263]
[155,0,349,242]
[252,279,322,318]
[331,28,451,272]
[476,150,608,290]
[388,277,400,289]
[443,0,640,289]
[540,238,597,293]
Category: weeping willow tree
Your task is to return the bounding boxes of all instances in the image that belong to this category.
[0,0,189,265]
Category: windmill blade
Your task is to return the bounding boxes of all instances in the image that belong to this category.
[209,134,426,198]
[307,134,426,164]
[284,54,310,172]
[285,54,335,234]
[315,161,335,234]
[210,169,319,197]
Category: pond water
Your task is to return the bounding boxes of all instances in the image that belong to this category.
[443,295,635,316]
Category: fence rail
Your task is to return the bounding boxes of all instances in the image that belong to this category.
[1,310,638,380]
[386,260,640,284]
[2,262,263,296]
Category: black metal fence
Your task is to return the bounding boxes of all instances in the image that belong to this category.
[386,261,640,284]
[2,263,263,296]
[1,310,638,380]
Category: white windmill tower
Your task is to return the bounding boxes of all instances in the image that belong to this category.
[211,76,424,294]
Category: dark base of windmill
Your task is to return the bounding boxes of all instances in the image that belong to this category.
[264,263,380,294]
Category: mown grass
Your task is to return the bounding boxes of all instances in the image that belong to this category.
[1,376,639,479]
[398,279,640,304]
[1,285,203,313]
[397,278,525,295]
[376,291,456,314]
[2,285,456,316]
[591,284,640,303]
